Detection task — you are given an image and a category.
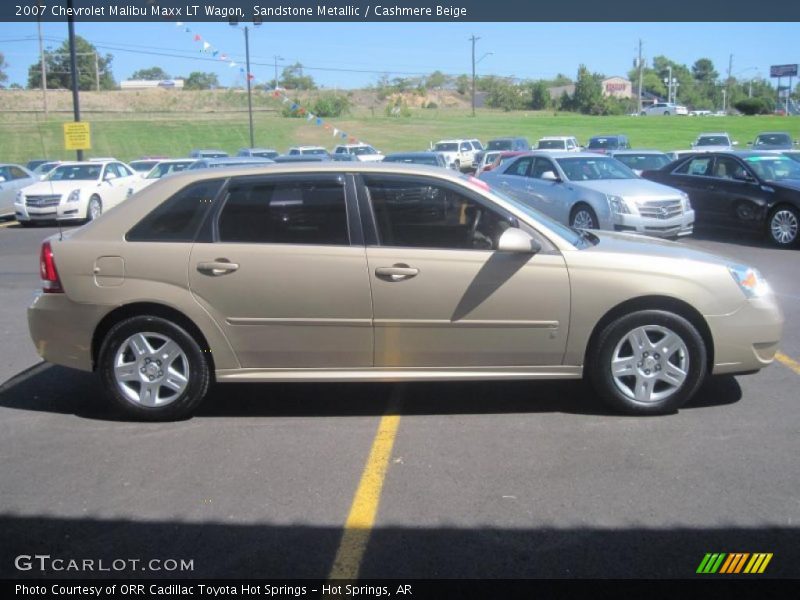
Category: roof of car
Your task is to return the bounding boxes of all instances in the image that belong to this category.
[385,152,440,157]
[608,149,668,155]
[697,132,730,136]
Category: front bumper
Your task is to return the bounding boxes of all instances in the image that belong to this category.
[613,209,695,238]
[28,292,112,372]
[15,200,85,222]
[706,293,785,375]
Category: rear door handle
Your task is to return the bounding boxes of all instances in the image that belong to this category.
[197,259,239,276]
[375,264,419,281]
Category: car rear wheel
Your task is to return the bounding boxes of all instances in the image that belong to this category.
[454,159,461,171]
[98,316,210,421]
[767,205,799,247]
[663,111,671,116]
[570,204,598,229]
[588,310,707,415]
[87,195,102,222]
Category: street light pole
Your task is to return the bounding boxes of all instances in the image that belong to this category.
[470,35,479,117]
[273,55,283,89]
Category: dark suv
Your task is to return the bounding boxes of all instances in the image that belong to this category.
[586,135,630,154]
[475,137,531,167]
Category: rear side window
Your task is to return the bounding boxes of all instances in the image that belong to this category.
[217,175,349,245]
[675,157,712,177]
[127,179,223,242]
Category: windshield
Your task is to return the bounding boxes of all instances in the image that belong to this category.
[487,140,512,151]
[131,161,158,172]
[537,140,566,150]
[744,155,800,181]
[351,146,377,155]
[471,141,484,150]
[614,153,671,171]
[46,164,101,181]
[146,161,193,179]
[588,137,619,150]
[33,162,59,175]
[556,157,637,181]
[435,143,458,152]
[754,133,792,147]
[696,136,730,146]
[385,156,438,166]
[302,148,328,155]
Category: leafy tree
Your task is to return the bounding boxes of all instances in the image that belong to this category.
[485,80,526,111]
[529,81,550,110]
[455,74,469,95]
[184,71,219,90]
[310,93,350,118]
[572,65,604,114]
[691,59,718,84]
[130,66,170,80]
[280,63,316,90]
[425,70,448,89]
[734,98,771,115]
[27,36,115,90]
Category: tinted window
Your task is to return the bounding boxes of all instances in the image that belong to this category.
[614,154,671,171]
[364,176,512,251]
[531,158,557,179]
[487,140,513,151]
[460,143,471,152]
[10,166,29,180]
[218,175,348,245]
[712,156,746,179]
[127,180,223,242]
[675,156,712,176]
[505,157,533,176]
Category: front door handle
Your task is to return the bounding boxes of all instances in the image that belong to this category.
[197,259,240,276]
[375,264,419,281]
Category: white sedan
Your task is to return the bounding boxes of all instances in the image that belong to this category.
[641,102,688,116]
[0,164,37,219]
[15,160,139,225]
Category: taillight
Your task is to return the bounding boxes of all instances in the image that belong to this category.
[40,241,63,293]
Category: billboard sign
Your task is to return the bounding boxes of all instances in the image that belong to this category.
[770,64,798,77]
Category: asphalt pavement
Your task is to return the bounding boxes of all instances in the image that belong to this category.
[1,221,798,579]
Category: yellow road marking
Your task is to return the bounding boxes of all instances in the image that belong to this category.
[775,352,800,376]
[329,386,403,580]
[0,220,17,228]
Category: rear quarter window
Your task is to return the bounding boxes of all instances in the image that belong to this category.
[126,179,224,242]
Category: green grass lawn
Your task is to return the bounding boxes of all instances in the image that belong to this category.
[1,109,797,164]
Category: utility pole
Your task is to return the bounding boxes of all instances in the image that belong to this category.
[36,7,47,117]
[244,26,254,148]
[726,54,733,113]
[66,0,83,161]
[94,51,100,91]
[470,34,479,117]
[636,39,643,114]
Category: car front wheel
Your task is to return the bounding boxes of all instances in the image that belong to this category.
[570,205,598,229]
[98,316,211,421]
[87,195,102,222]
[588,310,707,415]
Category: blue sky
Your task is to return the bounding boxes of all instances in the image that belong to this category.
[1,22,797,88]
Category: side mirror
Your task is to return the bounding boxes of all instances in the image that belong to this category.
[497,228,541,254]
[541,170,560,182]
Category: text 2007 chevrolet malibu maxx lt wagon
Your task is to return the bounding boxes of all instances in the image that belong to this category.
[28,164,784,420]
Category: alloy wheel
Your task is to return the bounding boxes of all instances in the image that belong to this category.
[770,209,798,245]
[572,209,596,229]
[113,332,190,407]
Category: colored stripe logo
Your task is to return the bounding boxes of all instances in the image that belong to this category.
[697,553,773,574]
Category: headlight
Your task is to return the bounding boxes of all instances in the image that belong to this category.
[607,194,630,214]
[728,264,770,298]
[680,192,692,211]
[67,189,81,203]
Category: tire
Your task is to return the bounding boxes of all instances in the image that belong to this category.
[18,220,36,228]
[570,204,598,229]
[588,310,707,415]
[86,195,102,222]
[663,111,671,116]
[98,315,211,421]
[640,111,647,116]
[767,205,799,247]
[454,159,461,171]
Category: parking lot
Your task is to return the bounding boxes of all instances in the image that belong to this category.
[1,219,799,579]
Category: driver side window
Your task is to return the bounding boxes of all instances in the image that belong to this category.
[364,176,513,251]
[530,158,556,179]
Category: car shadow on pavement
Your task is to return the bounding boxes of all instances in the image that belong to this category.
[689,227,787,250]
[1,514,797,578]
[0,362,741,421]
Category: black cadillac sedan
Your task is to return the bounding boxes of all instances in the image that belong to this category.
[642,151,800,247]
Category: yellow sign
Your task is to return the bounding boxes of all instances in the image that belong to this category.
[63,122,91,151]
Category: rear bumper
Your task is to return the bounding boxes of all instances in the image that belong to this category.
[28,292,111,372]
[706,294,785,375]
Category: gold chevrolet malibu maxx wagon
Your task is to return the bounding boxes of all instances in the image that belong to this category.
[28,163,783,420]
